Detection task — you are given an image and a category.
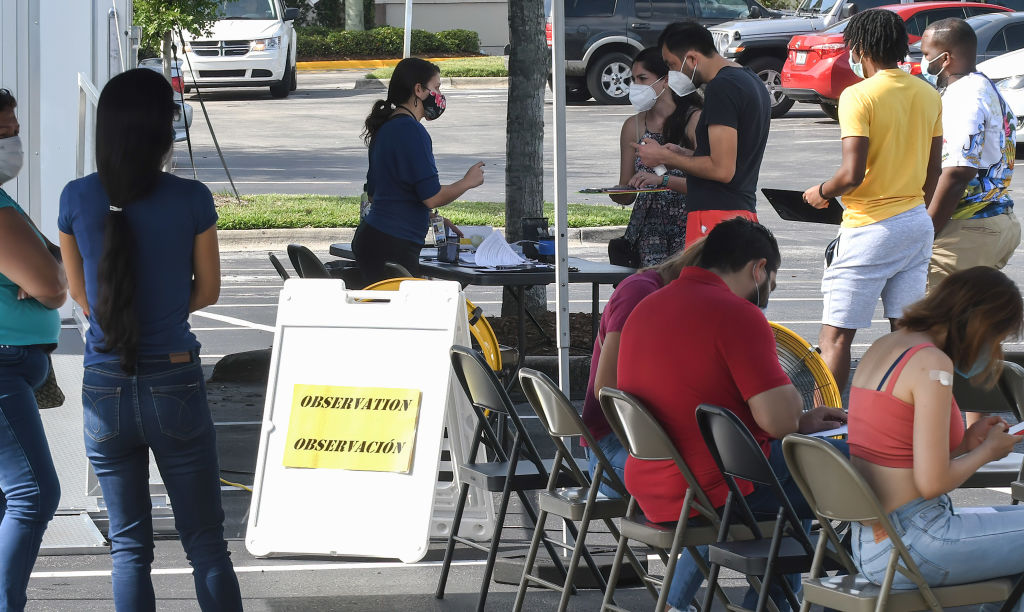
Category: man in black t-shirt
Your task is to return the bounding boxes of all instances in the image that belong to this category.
[635,20,771,247]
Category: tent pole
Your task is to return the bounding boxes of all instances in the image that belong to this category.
[403,0,413,58]
[551,0,570,398]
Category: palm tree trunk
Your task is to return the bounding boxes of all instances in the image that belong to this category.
[503,0,547,317]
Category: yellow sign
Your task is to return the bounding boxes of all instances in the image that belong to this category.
[282,384,422,473]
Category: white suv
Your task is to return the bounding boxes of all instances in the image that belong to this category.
[179,0,299,98]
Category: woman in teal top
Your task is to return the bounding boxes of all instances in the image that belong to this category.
[0,88,67,611]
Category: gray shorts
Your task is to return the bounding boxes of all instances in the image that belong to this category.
[822,205,934,330]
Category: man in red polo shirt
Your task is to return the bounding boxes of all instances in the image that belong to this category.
[618,218,847,611]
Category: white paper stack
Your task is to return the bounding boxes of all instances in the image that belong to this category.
[474,230,525,267]
[809,424,848,438]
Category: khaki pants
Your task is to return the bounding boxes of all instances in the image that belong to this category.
[929,211,1021,290]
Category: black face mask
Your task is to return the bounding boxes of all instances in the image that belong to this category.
[422,89,446,121]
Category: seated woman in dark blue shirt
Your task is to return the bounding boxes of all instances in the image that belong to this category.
[354,57,485,284]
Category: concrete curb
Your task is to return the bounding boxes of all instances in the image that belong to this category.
[296,57,482,71]
[219,225,625,252]
[354,76,508,90]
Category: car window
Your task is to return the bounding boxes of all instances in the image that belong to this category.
[906,7,968,38]
[1005,23,1024,51]
[566,0,617,16]
[797,0,840,16]
[987,28,1007,54]
[220,0,278,19]
[697,0,752,20]
[638,0,692,18]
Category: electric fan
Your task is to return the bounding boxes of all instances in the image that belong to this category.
[771,322,843,411]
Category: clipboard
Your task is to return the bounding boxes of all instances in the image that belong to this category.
[761,188,844,225]
[579,186,671,195]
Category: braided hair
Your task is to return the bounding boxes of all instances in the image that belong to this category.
[843,9,909,67]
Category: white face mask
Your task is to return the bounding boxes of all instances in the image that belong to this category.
[920,51,948,88]
[0,135,23,185]
[848,51,865,79]
[668,59,699,97]
[628,77,665,112]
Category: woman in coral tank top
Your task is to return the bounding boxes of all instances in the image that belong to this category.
[847,266,1024,605]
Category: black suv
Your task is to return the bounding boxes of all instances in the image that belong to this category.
[548,0,778,104]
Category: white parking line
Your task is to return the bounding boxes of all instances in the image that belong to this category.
[193,310,275,332]
[30,560,484,579]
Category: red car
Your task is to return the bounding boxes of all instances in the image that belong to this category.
[780,2,1011,120]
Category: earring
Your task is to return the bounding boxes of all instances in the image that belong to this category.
[414,98,419,107]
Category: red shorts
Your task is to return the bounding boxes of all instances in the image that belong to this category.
[685,210,759,248]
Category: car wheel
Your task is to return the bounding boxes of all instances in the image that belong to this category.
[289,63,297,92]
[270,57,293,98]
[820,102,839,122]
[586,51,633,105]
[746,57,794,118]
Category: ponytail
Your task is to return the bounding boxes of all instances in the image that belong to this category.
[362,99,396,145]
[94,69,175,373]
[96,210,139,371]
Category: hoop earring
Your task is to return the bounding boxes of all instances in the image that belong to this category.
[414,97,419,107]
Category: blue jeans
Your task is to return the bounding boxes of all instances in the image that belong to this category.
[853,494,1024,611]
[668,438,850,611]
[83,356,242,612]
[0,346,60,611]
[586,433,629,499]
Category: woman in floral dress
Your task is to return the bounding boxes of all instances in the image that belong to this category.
[611,47,702,267]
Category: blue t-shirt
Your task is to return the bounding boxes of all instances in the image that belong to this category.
[58,173,218,366]
[0,189,60,346]
[364,114,442,243]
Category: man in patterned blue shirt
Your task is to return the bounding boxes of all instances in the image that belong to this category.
[922,17,1019,289]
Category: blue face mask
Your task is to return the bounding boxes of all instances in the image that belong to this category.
[848,51,865,79]
[956,346,992,379]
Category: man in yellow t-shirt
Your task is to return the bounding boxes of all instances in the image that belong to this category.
[802,9,942,390]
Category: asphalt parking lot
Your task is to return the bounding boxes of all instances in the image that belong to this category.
[25,72,1024,610]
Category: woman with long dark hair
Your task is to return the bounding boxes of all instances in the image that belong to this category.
[355,57,485,284]
[58,69,242,611]
[0,88,65,611]
[847,267,1024,604]
[610,47,702,267]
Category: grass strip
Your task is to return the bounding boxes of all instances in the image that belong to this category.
[366,56,507,79]
[214,194,630,230]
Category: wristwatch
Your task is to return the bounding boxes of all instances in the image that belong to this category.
[661,174,670,187]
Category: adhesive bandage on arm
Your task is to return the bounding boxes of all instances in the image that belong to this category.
[929,370,953,386]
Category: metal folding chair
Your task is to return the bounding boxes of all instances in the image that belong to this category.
[782,434,1022,612]
[514,369,650,612]
[436,346,584,612]
[267,252,290,280]
[286,243,331,279]
[695,404,847,612]
[598,388,757,612]
[286,243,366,287]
